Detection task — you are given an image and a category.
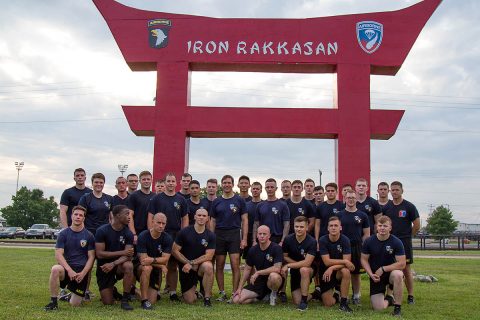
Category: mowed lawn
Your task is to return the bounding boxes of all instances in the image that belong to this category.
[0,247,478,320]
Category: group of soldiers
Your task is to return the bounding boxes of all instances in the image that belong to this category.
[45,168,419,316]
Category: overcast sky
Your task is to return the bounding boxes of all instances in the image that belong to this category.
[1,0,479,225]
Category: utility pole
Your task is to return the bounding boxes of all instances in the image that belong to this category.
[15,161,24,193]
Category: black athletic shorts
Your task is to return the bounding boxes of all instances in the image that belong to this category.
[244,275,270,300]
[215,228,241,255]
[370,272,391,296]
[290,267,315,292]
[96,264,124,291]
[179,267,202,294]
[350,242,365,275]
[400,237,413,264]
[59,265,90,297]
[318,268,339,294]
[134,262,161,290]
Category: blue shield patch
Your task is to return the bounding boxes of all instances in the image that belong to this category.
[148,19,171,49]
[356,21,383,54]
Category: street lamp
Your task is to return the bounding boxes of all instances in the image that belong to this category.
[118,164,128,177]
[15,161,24,193]
[318,169,322,186]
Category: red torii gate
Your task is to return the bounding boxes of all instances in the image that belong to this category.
[94,0,441,188]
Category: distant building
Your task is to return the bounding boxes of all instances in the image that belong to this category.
[0,216,6,228]
[456,223,480,235]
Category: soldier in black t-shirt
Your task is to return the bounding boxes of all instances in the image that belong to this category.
[59,168,92,228]
[78,173,113,236]
[186,180,209,225]
[288,180,316,234]
[95,205,135,310]
[382,181,420,305]
[177,172,192,199]
[135,213,173,310]
[361,216,406,317]
[112,177,129,207]
[147,172,188,301]
[355,178,382,235]
[44,206,95,311]
[336,190,370,305]
[318,216,354,313]
[127,171,155,243]
[172,209,216,307]
[233,225,283,306]
[243,182,262,260]
[281,216,316,311]
[238,175,252,202]
[377,182,390,212]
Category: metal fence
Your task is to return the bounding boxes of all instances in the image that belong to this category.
[414,233,480,250]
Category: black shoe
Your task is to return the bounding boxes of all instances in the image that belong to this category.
[120,300,134,311]
[157,293,162,301]
[297,301,308,311]
[44,302,58,311]
[339,303,353,313]
[170,293,180,302]
[278,291,287,303]
[141,300,153,310]
[407,295,415,305]
[385,295,395,307]
[392,306,401,316]
[204,298,212,307]
[112,287,123,301]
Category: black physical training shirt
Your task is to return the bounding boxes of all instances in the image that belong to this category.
[147,192,188,234]
[95,224,134,266]
[356,196,382,234]
[175,225,216,261]
[246,242,283,271]
[318,234,351,260]
[382,199,419,239]
[282,233,317,262]
[60,186,92,226]
[336,209,369,244]
[210,195,247,230]
[128,190,156,234]
[79,193,113,233]
[112,194,129,207]
[56,227,95,269]
[255,199,290,236]
[286,198,315,233]
[136,230,173,258]
[317,200,344,237]
[187,198,210,225]
[362,234,405,272]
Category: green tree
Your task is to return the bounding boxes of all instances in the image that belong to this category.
[0,187,59,229]
[425,205,458,236]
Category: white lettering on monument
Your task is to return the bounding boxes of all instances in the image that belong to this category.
[187,40,338,56]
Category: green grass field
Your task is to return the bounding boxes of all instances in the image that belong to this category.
[0,247,478,320]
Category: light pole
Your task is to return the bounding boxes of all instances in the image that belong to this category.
[118,164,128,177]
[15,161,24,193]
[318,169,322,186]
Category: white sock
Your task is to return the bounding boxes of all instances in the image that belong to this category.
[353,293,361,299]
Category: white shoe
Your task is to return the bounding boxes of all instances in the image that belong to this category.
[269,292,277,306]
